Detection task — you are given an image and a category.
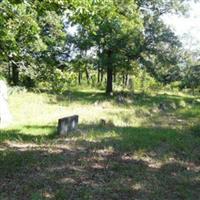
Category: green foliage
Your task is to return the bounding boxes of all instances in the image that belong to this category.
[182,65,200,92]
[37,69,77,93]
[190,124,200,137]
[131,69,162,92]
[0,0,198,94]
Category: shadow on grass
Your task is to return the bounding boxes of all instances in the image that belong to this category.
[1,123,199,162]
[176,104,200,119]
[48,90,196,108]
[50,91,111,106]
[1,90,199,199]
[0,124,199,199]
[77,123,200,162]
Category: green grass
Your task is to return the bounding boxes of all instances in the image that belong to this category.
[0,90,200,199]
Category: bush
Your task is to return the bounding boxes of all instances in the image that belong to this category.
[190,124,200,137]
[37,69,78,94]
[178,100,187,108]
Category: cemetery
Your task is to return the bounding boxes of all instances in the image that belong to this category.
[0,0,200,199]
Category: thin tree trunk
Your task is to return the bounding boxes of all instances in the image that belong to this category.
[113,69,116,83]
[141,70,146,93]
[78,71,82,85]
[11,63,19,85]
[97,67,100,83]
[122,73,125,85]
[101,69,104,82]
[125,74,129,86]
[106,66,113,94]
[106,50,113,94]
[8,64,11,84]
[85,66,90,84]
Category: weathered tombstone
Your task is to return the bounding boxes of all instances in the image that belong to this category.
[116,95,126,104]
[128,77,134,91]
[0,80,12,127]
[178,100,187,108]
[159,102,168,111]
[169,102,177,110]
[58,115,79,135]
[94,100,100,107]
[100,118,106,126]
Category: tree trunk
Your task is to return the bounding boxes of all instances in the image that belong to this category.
[106,50,113,95]
[85,66,90,84]
[11,63,19,85]
[106,66,113,95]
[97,67,100,83]
[125,74,129,86]
[122,74,125,85]
[141,70,146,93]
[78,71,82,85]
[113,69,116,83]
[101,69,104,82]
[8,64,11,84]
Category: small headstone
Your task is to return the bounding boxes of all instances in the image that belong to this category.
[58,115,79,135]
[169,102,177,110]
[128,78,134,91]
[178,100,186,108]
[99,118,114,127]
[116,95,125,104]
[158,103,168,111]
[151,106,160,113]
[0,80,12,127]
[100,118,106,126]
[94,100,100,106]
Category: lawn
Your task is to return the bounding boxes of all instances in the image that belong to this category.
[0,90,200,200]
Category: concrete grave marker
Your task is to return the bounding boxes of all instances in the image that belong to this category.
[58,115,79,135]
[0,80,12,127]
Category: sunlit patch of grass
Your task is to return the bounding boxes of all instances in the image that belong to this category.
[177,106,200,119]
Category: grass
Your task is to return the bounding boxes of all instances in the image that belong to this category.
[0,90,200,199]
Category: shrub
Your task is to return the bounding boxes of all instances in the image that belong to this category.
[190,124,200,137]
[178,100,187,108]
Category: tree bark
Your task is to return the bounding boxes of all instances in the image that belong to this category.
[106,50,113,95]
[11,63,19,85]
[125,74,129,86]
[97,67,100,83]
[113,69,116,83]
[8,64,11,84]
[101,69,104,82]
[106,66,113,95]
[122,73,125,85]
[85,66,90,84]
[78,71,82,85]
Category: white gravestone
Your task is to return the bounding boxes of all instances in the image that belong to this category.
[0,81,12,127]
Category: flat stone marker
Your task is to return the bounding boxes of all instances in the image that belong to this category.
[58,115,79,135]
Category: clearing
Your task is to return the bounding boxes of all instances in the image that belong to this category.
[0,90,200,200]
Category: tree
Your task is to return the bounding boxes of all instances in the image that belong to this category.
[0,0,46,86]
[0,0,198,94]
[130,0,195,86]
[182,65,200,93]
[67,0,143,94]
[0,0,73,89]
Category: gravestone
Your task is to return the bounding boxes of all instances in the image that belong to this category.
[58,115,79,135]
[128,78,134,91]
[158,102,168,111]
[116,95,126,104]
[0,80,12,127]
